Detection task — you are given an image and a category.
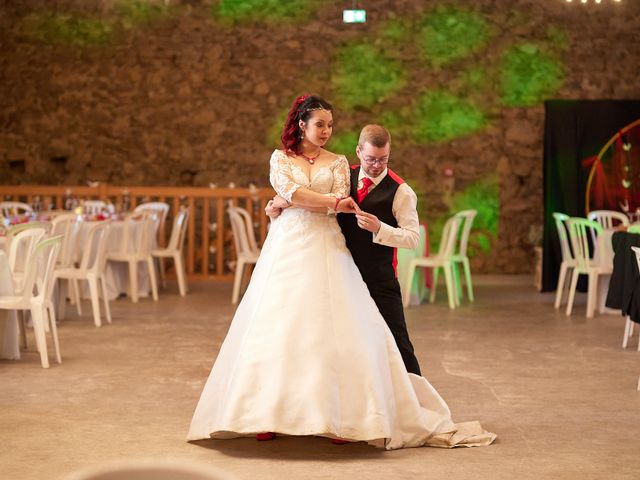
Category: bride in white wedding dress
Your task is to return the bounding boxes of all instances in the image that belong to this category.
[187,95,495,450]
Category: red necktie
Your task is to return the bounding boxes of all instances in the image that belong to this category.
[357,177,374,203]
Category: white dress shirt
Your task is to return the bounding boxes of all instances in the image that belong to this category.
[357,168,420,250]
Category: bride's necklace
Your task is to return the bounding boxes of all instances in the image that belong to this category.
[299,149,321,165]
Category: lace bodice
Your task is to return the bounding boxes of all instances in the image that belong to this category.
[269,149,350,203]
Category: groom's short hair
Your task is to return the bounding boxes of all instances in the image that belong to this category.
[358,125,391,148]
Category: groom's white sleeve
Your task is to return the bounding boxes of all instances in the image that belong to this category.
[372,183,420,249]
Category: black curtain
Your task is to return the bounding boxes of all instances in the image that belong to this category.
[542,100,640,292]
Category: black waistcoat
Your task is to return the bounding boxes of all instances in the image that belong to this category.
[337,166,401,283]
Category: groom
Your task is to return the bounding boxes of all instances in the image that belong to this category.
[267,124,422,376]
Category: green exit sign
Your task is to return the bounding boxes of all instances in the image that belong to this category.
[343,9,366,23]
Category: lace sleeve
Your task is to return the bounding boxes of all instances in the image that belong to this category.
[331,156,351,198]
[269,150,301,203]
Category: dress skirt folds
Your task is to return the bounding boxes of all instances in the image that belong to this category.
[187,151,495,449]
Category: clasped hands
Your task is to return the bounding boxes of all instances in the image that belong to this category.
[265,196,381,234]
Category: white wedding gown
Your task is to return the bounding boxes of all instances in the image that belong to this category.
[187,150,496,450]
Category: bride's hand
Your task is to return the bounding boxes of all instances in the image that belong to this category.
[271,195,290,209]
[265,200,282,220]
[336,197,361,214]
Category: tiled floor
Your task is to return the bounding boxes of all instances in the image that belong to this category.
[1,277,638,480]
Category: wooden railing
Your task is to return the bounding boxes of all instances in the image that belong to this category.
[0,184,275,281]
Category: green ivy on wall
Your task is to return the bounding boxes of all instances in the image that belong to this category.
[378,111,407,141]
[500,43,564,107]
[449,175,499,255]
[419,8,491,67]
[19,1,174,47]
[460,67,488,91]
[266,107,289,149]
[214,0,322,23]
[115,0,170,28]
[546,25,569,51]
[412,91,486,143]
[332,43,406,109]
[328,131,359,160]
[380,19,411,44]
[21,12,113,46]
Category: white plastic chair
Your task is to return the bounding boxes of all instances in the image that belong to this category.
[134,202,169,244]
[0,201,33,218]
[451,209,477,303]
[55,221,112,327]
[4,221,51,253]
[228,207,261,304]
[403,215,462,309]
[587,210,629,245]
[83,200,107,216]
[587,210,630,230]
[553,212,577,309]
[151,208,189,296]
[0,235,62,368]
[565,218,612,318]
[51,213,81,317]
[51,213,79,267]
[106,212,159,303]
[7,226,48,291]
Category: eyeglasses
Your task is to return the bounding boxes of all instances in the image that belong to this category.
[362,157,389,166]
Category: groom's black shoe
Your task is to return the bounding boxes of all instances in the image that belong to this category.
[256,432,276,441]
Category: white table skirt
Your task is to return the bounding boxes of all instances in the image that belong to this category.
[0,251,20,360]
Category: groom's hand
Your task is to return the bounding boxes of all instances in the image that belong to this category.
[336,197,361,214]
[355,211,381,233]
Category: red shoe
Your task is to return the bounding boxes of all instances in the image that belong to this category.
[256,432,276,441]
[331,438,350,445]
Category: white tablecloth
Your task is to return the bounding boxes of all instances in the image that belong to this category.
[0,251,20,360]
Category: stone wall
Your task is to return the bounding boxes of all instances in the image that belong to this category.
[1,0,639,272]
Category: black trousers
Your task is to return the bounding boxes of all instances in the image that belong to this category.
[364,277,421,376]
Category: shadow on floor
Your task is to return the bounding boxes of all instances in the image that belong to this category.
[189,436,386,460]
